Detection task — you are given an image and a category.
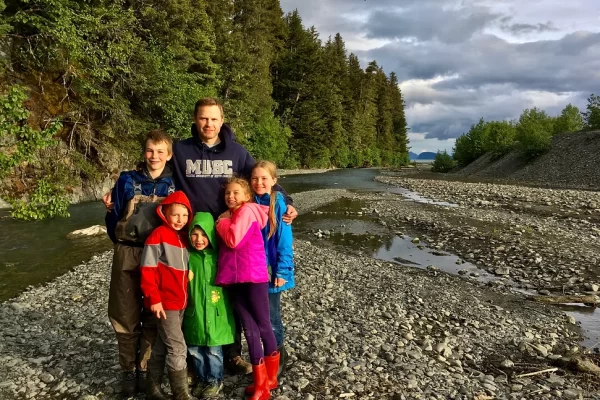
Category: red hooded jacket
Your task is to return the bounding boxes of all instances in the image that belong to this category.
[140,191,193,310]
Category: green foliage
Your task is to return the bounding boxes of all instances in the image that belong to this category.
[482,120,516,159]
[583,94,600,130]
[432,151,456,173]
[452,118,488,167]
[554,104,584,134]
[8,179,70,220]
[515,108,555,159]
[0,85,61,178]
[2,1,411,219]
[246,113,291,167]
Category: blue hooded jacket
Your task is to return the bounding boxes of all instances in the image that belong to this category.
[172,123,291,217]
[105,164,174,244]
[254,191,295,293]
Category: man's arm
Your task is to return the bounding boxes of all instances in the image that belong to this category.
[239,147,297,221]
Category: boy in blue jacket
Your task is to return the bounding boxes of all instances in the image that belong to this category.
[105,129,175,396]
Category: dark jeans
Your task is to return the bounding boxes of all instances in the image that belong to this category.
[188,346,223,383]
[231,283,277,365]
[268,292,284,347]
[222,288,242,361]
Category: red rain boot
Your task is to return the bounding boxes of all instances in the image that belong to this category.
[247,359,270,400]
[245,351,280,395]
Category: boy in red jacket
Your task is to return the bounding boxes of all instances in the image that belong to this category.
[140,190,193,400]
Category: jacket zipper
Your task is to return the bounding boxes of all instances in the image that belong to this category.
[178,234,187,308]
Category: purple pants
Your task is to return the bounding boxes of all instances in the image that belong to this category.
[231,283,277,365]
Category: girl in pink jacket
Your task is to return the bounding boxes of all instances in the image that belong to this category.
[215,177,278,400]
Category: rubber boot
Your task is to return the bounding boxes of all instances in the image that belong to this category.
[168,369,193,400]
[145,364,168,400]
[245,352,279,395]
[246,359,270,400]
[276,345,287,379]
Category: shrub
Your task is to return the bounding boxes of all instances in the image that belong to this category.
[483,120,517,159]
[515,108,554,159]
[432,151,456,173]
[452,118,488,167]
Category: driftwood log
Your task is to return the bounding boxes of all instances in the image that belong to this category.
[529,295,599,307]
[552,356,600,377]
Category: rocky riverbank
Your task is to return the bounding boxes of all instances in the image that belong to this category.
[373,172,600,295]
[1,187,599,399]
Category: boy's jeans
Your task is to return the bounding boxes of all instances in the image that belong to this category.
[268,292,284,347]
[188,346,223,383]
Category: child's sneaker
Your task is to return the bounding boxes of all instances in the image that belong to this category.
[200,382,223,398]
[225,355,252,375]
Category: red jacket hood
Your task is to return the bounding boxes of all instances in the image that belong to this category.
[157,191,193,228]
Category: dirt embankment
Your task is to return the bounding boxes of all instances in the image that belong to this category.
[455,131,600,190]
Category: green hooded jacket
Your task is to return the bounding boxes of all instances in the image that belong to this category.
[182,212,235,346]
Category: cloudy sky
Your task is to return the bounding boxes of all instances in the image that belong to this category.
[279,0,600,154]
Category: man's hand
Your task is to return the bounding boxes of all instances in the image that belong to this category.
[282,205,298,224]
[274,278,287,288]
[150,302,167,320]
[102,191,114,211]
[217,210,232,221]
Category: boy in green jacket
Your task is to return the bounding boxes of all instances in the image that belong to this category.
[183,212,236,399]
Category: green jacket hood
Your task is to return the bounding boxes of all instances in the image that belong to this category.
[189,212,218,252]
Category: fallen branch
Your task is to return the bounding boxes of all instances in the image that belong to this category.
[529,295,599,306]
[516,367,558,378]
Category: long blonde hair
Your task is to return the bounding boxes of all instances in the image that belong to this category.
[252,161,278,239]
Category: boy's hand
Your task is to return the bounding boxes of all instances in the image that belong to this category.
[274,278,286,288]
[151,302,167,319]
[282,205,297,224]
[102,191,114,211]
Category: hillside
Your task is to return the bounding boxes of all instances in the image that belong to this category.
[455,130,600,190]
[417,151,436,160]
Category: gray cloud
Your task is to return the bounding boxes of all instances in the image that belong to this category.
[502,21,559,35]
[280,0,600,144]
[364,6,501,43]
[362,32,600,95]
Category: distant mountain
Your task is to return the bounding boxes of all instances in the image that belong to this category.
[409,151,419,161]
[417,152,437,160]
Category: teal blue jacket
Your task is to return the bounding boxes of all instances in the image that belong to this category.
[254,192,295,293]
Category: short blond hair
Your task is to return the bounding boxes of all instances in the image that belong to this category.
[145,129,173,154]
[194,98,224,118]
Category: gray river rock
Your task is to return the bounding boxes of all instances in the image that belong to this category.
[1,183,600,398]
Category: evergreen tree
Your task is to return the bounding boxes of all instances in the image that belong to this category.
[273,12,333,167]
[389,72,409,165]
[322,35,349,166]
[374,67,394,165]
[345,53,366,166]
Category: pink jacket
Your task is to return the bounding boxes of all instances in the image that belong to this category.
[215,203,269,285]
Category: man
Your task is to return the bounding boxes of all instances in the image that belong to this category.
[104,97,297,376]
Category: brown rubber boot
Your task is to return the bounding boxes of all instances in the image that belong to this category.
[145,364,168,400]
[168,369,193,400]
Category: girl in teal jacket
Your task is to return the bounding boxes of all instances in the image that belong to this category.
[183,212,235,399]
[251,161,295,382]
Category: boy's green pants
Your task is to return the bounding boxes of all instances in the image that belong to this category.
[108,243,158,371]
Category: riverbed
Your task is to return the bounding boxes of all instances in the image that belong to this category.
[1,168,600,399]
